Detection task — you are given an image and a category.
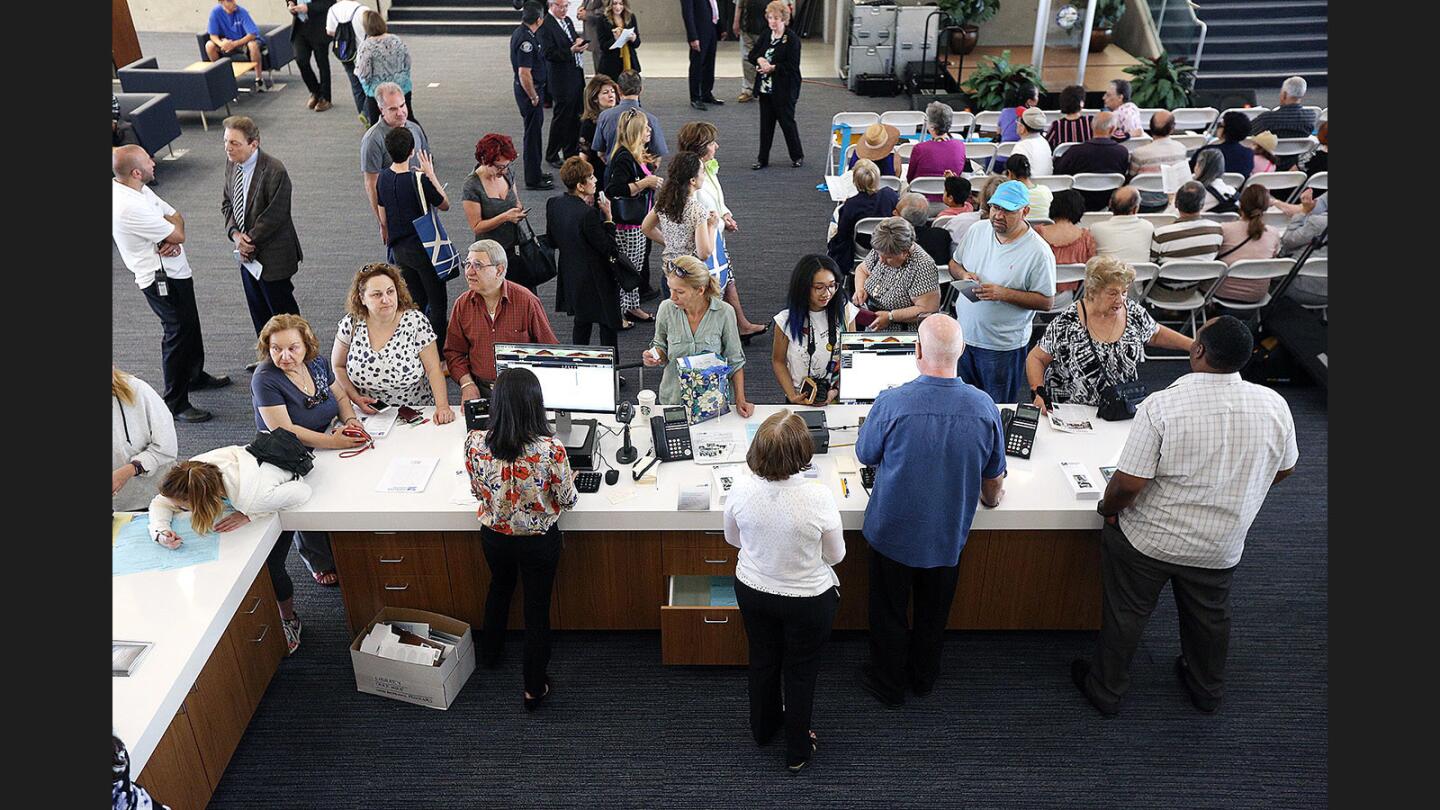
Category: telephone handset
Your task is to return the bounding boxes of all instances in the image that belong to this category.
[650,405,693,461]
[1001,403,1040,459]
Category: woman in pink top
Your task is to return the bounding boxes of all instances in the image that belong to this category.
[1213,185,1281,303]
[1034,190,1095,303]
[904,101,967,199]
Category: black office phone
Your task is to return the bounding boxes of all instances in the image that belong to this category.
[1002,403,1040,459]
[650,405,693,461]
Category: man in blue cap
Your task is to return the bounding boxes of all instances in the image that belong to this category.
[946,179,1056,403]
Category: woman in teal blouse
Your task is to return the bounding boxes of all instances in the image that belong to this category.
[642,255,754,416]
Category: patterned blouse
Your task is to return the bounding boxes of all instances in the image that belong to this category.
[464,433,578,535]
[860,247,939,329]
[355,33,412,96]
[658,195,706,270]
[337,309,437,406]
[1037,298,1158,406]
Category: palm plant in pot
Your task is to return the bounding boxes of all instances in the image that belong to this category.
[938,0,1001,55]
[962,50,1046,112]
[1122,53,1197,110]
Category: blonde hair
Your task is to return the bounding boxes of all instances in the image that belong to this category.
[256,314,321,364]
[112,367,135,405]
[610,108,656,166]
[746,409,812,481]
[852,158,880,194]
[1083,255,1136,298]
[346,263,417,323]
[765,0,793,22]
[669,255,722,300]
[159,461,227,535]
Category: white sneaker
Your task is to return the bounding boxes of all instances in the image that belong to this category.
[282,614,302,655]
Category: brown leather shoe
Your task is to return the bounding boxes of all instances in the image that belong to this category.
[306,94,317,110]
[314,98,332,112]
[737,90,754,103]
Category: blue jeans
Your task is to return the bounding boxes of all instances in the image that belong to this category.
[958,345,1027,404]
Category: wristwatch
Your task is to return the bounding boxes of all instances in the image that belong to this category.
[131,460,146,477]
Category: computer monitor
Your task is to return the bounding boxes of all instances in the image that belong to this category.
[838,332,921,402]
[492,343,617,446]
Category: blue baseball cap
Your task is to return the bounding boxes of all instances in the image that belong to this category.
[989,180,1032,212]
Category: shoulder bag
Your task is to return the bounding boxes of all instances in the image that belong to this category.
[511,216,558,288]
[411,172,459,281]
[245,427,314,477]
[1082,301,1148,421]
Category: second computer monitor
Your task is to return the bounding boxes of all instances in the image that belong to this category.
[492,343,617,414]
[838,332,921,402]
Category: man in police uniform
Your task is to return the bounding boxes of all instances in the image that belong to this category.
[511,3,554,190]
[538,0,587,169]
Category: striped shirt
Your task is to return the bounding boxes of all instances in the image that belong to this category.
[1116,372,1298,569]
[1046,115,1092,150]
[1151,217,1224,263]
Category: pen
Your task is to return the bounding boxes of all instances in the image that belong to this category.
[841,478,850,498]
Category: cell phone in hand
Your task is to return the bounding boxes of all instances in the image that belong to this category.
[955,280,981,302]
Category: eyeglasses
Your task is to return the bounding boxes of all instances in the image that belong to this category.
[302,384,331,410]
[462,259,497,271]
[811,282,839,292]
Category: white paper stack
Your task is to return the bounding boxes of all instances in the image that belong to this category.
[359,623,443,666]
[1059,461,1102,500]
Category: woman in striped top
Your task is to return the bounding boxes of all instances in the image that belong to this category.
[1046,85,1093,149]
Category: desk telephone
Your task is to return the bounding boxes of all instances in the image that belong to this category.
[650,405,693,461]
[1001,403,1040,459]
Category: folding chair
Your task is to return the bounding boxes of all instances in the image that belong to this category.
[932,215,954,229]
[1295,171,1327,200]
[1072,173,1125,209]
[1273,137,1318,161]
[1301,105,1324,124]
[992,141,1016,173]
[1130,262,1159,300]
[1172,133,1208,155]
[1318,107,1328,123]
[1290,257,1327,319]
[1220,172,1245,190]
[1130,174,1166,193]
[878,175,903,191]
[1136,109,1164,126]
[852,216,885,261]
[1079,210,1113,226]
[1199,211,1239,223]
[1052,141,1080,159]
[1032,175,1073,192]
[1025,217,1053,226]
[1211,106,1268,136]
[1138,212,1177,227]
[973,110,1001,137]
[1261,210,1290,230]
[829,112,880,175]
[880,110,928,136]
[1171,107,1219,133]
[949,111,975,138]
[894,141,917,177]
[1041,263,1089,317]
[907,176,946,199]
[1242,171,1307,203]
[965,142,997,173]
[1141,260,1229,357]
[1122,135,1154,153]
[1210,258,1295,323]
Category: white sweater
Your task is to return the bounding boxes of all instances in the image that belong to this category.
[112,377,178,512]
[148,446,312,537]
[723,473,845,597]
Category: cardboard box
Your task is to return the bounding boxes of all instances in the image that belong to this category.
[350,607,476,710]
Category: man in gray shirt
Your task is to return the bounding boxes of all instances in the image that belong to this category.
[361,81,431,242]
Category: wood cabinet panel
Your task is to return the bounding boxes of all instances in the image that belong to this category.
[555,531,663,629]
[661,531,732,552]
[949,530,1102,630]
[660,606,749,665]
[228,569,286,713]
[443,531,548,632]
[662,545,738,576]
[832,531,872,630]
[185,636,251,791]
[135,705,211,810]
[334,532,454,635]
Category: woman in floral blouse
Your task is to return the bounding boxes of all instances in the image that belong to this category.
[463,367,578,711]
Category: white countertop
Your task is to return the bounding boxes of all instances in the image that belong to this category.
[284,403,1131,533]
[112,514,283,774]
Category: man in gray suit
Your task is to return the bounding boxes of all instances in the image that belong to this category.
[221,115,304,366]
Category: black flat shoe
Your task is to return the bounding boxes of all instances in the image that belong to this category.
[174,407,213,423]
[859,664,903,708]
[690,100,709,111]
[191,373,233,390]
[523,678,552,711]
[246,361,260,372]
[792,158,805,168]
[751,162,767,170]
[1071,659,1119,717]
[702,96,725,106]
[739,324,770,344]
[1174,655,1220,714]
[525,180,555,190]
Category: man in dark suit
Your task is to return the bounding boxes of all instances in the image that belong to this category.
[287,0,334,111]
[681,0,724,110]
[539,0,587,168]
[221,116,304,361]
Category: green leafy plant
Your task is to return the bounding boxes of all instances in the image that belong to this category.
[1122,53,1197,109]
[938,0,1002,27]
[962,50,1046,112]
[1084,0,1128,29]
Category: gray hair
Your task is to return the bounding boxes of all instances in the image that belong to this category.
[1281,76,1307,99]
[895,193,930,228]
[1193,148,1225,185]
[467,239,508,268]
[925,101,953,135]
[870,217,915,256]
[1175,181,1207,214]
[375,81,404,101]
[1092,111,1114,136]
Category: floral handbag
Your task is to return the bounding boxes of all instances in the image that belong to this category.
[675,352,732,423]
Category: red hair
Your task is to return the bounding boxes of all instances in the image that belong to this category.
[474,133,518,167]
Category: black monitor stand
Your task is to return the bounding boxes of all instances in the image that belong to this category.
[551,411,599,471]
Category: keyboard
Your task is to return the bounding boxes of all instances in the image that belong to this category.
[860,466,876,490]
[575,471,603,493]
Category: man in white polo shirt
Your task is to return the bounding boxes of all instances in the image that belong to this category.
[1089,185,1154,264]
[111,146,230,423]
[1073,316,1298,716]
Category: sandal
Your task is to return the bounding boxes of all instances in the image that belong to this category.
[627,309,655,322]
[739,323,771,344]
[312,570,339,587]
[524,677,552,711]
[786,731,818,773]
[281,614,302,656]
[620,319,636,331]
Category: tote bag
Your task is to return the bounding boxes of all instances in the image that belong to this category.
[411,173,459,281]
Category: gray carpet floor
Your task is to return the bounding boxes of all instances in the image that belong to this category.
[116,32,1327,807]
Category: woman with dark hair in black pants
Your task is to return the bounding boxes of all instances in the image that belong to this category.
[463,367,579,710]
[748,1,803,170]
[375,125,451,340]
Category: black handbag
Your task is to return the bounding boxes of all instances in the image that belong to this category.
[511,217,558,288]
[606,241,642,290]
[611,189,652,225]
[1082,301,1148,421]
[244,427,314,477]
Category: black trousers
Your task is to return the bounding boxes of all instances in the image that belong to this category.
[292,32,332,102]
[264,530,334,603]
[735,580,839,766]
[515,82,547,185]
[364,92,417,129]
[1083,521,1236,711]
[339,59,367,118]
[239,266,302,336]
[572,320,619,354]
[688,38,717,101]
[140,275,206,414]
[480,524,562,696]
[866,542,961,701]
[390,238,450,342]
[545,72,584,162]
[757,91,803,164]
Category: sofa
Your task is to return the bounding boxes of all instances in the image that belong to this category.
[116,57,239,130]
[115,92,182,157]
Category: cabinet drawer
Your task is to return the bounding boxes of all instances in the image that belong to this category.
[663,546,738,576]
[332,531,446,551]
[660,607,748,665]
[346,545,448,576]
[227,569,286,712]
[371,573,455,613]
[136,705,212,810]
[660,531,731,553]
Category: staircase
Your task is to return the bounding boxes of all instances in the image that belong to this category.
[385,0,519,37]
[1151,0,1327,91]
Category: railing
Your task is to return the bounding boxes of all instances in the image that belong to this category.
[1147,0,1208,74]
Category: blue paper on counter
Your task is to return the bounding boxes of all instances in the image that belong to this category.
[709,576,738,607]
[113,514,221,576]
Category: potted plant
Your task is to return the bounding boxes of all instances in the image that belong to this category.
[1122,53,1197,110]
[962,50,1046,112]
[938,0,1001,55]
[1076,0,1126,51]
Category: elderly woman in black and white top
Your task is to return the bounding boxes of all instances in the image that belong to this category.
[724,410,844,774]
[850,217,941,331]
[1025,255,1193,412]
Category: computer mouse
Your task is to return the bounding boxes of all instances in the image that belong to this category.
[605,469,620,486]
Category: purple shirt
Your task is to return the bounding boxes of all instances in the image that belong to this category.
[905,139,968,200]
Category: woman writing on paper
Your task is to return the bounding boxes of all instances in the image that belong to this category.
[595,0,640,81]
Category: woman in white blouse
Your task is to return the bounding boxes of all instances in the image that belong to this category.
[112,368,177,512]
[724,410,845,773]
[770,255,858,405]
